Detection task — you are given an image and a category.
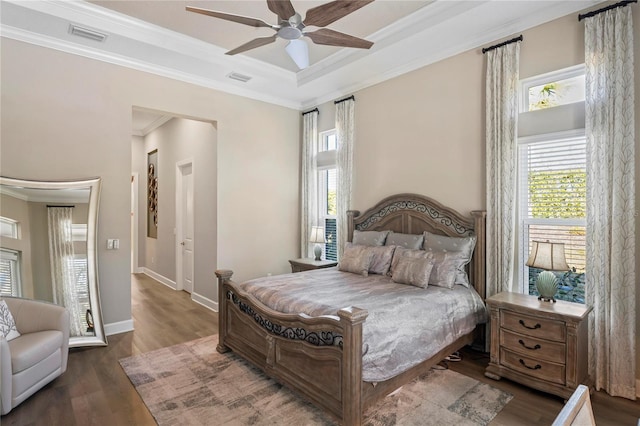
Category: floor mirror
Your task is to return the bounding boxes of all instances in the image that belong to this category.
[0,176,107,347]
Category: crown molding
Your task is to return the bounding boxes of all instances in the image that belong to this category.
[2,0,604,111]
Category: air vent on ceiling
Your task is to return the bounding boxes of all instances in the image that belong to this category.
[68,24,108,42]
[227,72,252,83]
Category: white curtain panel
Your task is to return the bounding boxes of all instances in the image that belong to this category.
[485,42,520,298]
[336,98,355,260]
[48,207,84,337]
[301,110,319,258]
[584,6,636,399]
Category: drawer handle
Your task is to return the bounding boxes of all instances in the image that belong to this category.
[518,339,541,350]
[519,319,541,330]
[519,359,542,370]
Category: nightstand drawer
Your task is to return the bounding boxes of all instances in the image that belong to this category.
[500,329,566,364]
[501,310,565,342]
[500,348,565,385]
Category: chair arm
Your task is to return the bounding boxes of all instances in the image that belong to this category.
[4,297,70,374]
[1,336,11,415]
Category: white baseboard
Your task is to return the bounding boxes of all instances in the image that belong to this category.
[104,319,134,336]
[143,267,176,290]
[191,291,218,312]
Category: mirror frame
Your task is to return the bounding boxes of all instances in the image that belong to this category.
[0,176,107,347]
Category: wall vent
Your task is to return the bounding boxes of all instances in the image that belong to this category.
[68,24,108,42]
[227,72,252,83]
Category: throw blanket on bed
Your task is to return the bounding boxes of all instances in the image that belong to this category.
[237,268,488,382]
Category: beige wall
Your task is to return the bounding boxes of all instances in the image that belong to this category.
[1,38,300,326]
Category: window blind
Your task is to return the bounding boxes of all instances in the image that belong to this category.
[519,136,586,272]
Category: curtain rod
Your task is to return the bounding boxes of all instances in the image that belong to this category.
[579,0,636,21]
[47,205,75,208]
[301,108,319,116]
[482,35,523,54]
[334,95,355,104]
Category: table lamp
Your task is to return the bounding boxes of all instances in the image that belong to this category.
[309,226,326,261]
[526,240,570,303]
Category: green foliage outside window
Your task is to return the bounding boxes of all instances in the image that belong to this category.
[528,169,586,219]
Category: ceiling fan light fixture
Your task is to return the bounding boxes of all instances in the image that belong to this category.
[278,26,302,41]
[285,39,309,70]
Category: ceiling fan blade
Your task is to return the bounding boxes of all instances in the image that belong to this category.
[186,6,274,28]
[226,35,278,55]
[267,0,296,21]
[285,39,309,69]
[303,0,374,27]
[305,28,373,49]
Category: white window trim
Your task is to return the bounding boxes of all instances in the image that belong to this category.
[519,64,585,113]
[517,128,586,293]
[0,248,21,297]
[0,216,19,239]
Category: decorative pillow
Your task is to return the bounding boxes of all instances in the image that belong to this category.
[389,247,429,276]
[0,300,20,341]
[385,232,424,250]
[428,252,460,289]
[352,230,390,247]
[423,231,477,287]
[362,244,396,275]
[339,243,373,277]
[391,255,434,289]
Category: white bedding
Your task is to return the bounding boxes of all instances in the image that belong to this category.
[237,268,488,382]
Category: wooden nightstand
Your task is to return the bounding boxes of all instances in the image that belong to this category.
[484,291,592,400]
[289,258,338,273]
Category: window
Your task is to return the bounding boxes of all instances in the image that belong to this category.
[317,130,337,261]
[0,248,21,297]
[0,216,19,239]
[520,65,585,112]
[518,131,586,303]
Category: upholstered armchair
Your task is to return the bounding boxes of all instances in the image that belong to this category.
[1,297,70,415]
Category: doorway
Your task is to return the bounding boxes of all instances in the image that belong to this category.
[176,160,194,294]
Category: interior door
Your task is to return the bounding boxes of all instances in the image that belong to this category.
[179,163,194,294]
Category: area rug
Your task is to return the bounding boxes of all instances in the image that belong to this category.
[119,336,512,426]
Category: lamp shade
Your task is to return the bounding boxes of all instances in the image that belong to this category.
[526,241,569,271]
[309,226,326,244]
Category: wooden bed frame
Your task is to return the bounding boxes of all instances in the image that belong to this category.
[215,193,486,425]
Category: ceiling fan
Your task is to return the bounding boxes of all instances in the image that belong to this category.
[186,0,375,70]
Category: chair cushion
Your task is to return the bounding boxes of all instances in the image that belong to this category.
[8,330,63,373]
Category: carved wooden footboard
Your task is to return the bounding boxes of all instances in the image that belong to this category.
[215,193,487,425]
[215,269,367,424]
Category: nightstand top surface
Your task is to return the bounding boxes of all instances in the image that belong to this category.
[289,258,338,267]
[486,291,592,320]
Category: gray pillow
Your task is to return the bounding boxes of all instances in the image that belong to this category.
[363,245,396,275]
[389,247,428,276]
[391,253,434,289]
[385,232,424,250]
[352,230,390,246]
[423,231,477,287]
[339,243,373,277]
[428,252,459,289]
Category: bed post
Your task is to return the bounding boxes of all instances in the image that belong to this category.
[470,210,486,300]
[215,269,233,354]
[346,210,360,243]
[338,306,368,426]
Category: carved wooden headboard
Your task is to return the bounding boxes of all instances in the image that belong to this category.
[347,193,486,299]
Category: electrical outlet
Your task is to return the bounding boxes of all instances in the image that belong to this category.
[107,239,114,250]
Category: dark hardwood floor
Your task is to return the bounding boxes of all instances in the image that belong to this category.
[2,273,638,425]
